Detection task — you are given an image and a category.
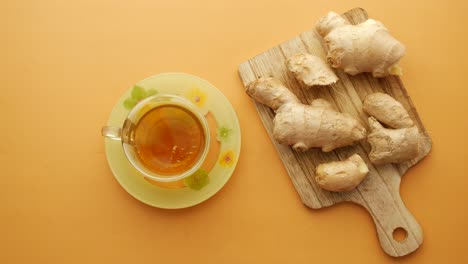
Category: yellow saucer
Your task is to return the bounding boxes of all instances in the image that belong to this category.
[104,73,241,209]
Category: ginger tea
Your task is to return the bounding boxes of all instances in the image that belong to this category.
[133,105,206,176]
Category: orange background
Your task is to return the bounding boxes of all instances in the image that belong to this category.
[1,0,468,263]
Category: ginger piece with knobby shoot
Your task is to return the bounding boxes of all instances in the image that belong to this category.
[316,11,405,77]
[363,93,420,164]
[286,53,338,87]
[246,77,299,110]
[367,117,420,164]
[246,77,366,152]
[315,154,369,192]
[363,92,413,128]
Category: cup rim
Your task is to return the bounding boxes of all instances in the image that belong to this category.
[123,94,211,182]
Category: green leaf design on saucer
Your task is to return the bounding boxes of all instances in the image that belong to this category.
[131,85,147,100]
[216,126,232,142]
[183,169,210,190]
[123,86,159,110]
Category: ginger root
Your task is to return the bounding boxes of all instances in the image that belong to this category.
[310,98,337,111]
[246,77,366,152]
[363,92,413,128]
[286,53,338,86]
[315,154,369,192]
[367,117,419,164]
[316,12,405,78]
[246,77,299,110]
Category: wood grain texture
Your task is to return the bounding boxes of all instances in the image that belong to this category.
[238,8,432,257]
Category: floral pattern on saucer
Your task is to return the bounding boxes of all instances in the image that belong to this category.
[104,73,240,208]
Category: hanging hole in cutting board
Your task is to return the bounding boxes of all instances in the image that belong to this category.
[392,227,408,242]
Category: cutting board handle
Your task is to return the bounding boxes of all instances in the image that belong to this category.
[365,190,423,257]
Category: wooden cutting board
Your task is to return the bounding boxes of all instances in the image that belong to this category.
[238,7,432,257]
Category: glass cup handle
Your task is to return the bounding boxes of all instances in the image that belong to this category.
[101,126,122,141]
